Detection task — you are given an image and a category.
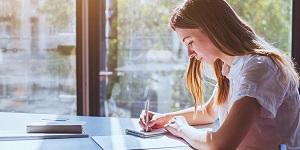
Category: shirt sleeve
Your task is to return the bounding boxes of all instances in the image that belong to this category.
[233,57,287,118]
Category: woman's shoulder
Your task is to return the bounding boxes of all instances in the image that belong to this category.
[241,54,290,88]
[243,54,279,72]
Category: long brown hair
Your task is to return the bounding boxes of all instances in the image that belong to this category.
[169,0,299,115]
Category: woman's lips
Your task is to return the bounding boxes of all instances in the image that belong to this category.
[197,57,203,61]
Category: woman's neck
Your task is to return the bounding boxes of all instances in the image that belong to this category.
[220,55,235,67]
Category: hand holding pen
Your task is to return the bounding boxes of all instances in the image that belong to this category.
[139,103,170,131]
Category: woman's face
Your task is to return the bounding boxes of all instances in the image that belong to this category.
[175,28,223,64]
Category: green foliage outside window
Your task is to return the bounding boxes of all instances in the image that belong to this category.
[228,0,291,54]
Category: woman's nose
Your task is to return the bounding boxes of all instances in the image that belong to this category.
[188,49,196,58]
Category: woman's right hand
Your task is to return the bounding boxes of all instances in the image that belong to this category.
[139,110,170,131]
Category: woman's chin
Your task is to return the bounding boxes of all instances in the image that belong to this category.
[201,59,214,65]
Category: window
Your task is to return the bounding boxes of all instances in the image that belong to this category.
[101,0,293,118]
[0,0,76,115]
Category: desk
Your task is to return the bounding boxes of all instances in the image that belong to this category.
[0,112,219,150]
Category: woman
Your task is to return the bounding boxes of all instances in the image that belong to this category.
[139,0,300,149]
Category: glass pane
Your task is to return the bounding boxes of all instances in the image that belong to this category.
[104,0,196,118]
[227,0,292,55]
[0,0,76,115]
[104,0,291,118]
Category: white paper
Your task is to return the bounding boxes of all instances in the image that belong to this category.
[92,124,214,149]
[92,134,191,150]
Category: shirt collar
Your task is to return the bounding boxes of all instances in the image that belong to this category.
[222,55,247,79]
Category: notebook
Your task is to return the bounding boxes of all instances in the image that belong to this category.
[125,128,168,138]
[26,121,86,133]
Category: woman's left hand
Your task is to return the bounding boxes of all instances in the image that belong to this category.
[164,115,189,138]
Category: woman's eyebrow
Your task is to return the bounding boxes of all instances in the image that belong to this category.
[182,36,190,43]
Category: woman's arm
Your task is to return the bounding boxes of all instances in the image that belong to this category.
[165,96,262,149]
[166,95,218,125]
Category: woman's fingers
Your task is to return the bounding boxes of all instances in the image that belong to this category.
[139,118,145,129]
[139,110,146,129]
[140,110,146,121]
[164,116,186,130]
[139,110,155,131]
[164,116,189,138]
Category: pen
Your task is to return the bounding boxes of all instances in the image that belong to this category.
[145,99,150,132]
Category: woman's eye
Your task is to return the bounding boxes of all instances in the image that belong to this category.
[188,41,193,46]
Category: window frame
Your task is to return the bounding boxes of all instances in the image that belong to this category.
[76,0,106,116]
[292,0,300,76]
